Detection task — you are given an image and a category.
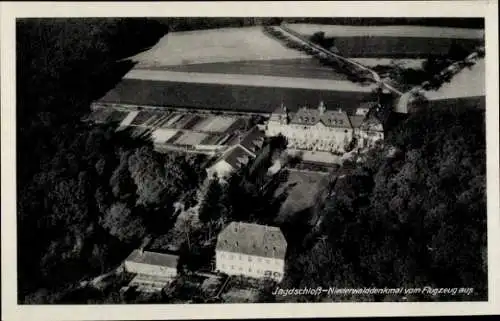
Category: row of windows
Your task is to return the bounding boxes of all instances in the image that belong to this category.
[220,265,282,279]
[277,125,352,132]
[220,264,281,275]
[219,253,281,265]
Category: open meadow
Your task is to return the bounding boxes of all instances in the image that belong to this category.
[130,26,310,67]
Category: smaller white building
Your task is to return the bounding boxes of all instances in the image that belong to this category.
[206,126,265,182]
[124,249,179,279]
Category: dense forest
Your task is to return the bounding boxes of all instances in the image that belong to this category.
[16,18,487,303]
[16,18,199,302]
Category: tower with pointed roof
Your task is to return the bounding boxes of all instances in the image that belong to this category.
[280,101,289,125]
[318,100,326,115]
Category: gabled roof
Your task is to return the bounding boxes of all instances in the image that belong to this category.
[349,114,365,129]
[216,222,287,259]
[125,250,179,269]
[238,126,265,155]
[220,145,255,170]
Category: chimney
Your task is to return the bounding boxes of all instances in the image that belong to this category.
[138,236,151,255]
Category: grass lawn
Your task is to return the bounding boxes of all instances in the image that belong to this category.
[275,169,330,223]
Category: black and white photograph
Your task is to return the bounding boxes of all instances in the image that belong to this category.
[1,1,499,320]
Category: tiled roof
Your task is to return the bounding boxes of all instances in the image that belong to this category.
[216,222,287,259]
[125,250,179,269]
[289,106,351,128]
[239,126,265,155]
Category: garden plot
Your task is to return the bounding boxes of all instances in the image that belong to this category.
[172,114,203,130]
[192,116,238,133]
[160,113,184,128]
[151,128,180,144]
[119,111,140,127]
[173,131,210,146]
[180,114,204,130]
[199,133,225,146]
[130,26,310,67]
[130,110,161,126]
[285,23,484,39]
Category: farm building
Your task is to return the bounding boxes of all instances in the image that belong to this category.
[215,222,287,282]
[124,249,179,278]
[122,249,179,292]
[206,126,265,181]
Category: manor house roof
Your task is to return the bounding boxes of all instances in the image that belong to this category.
[289,106,352,129]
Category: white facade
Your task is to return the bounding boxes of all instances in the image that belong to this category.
[358,130,384,148]
[267,119,353,153]
[215,250,285,282]
[124,261,177,278]
[206,159,235,181]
